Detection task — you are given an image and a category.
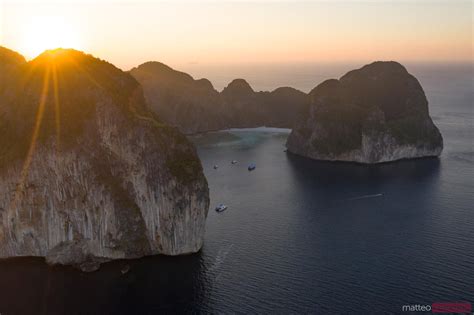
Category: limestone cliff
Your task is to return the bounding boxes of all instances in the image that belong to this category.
[130,63,308,134]
[220,79,265,128]
[286,61,443,163]
[0,47,209,271]
[129,62,227,134]
[256,87,309,128]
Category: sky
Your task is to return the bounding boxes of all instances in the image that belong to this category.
[0,0,472,70]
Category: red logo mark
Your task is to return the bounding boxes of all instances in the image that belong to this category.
[432,302,472,313]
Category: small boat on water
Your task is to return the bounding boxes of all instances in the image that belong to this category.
[215,204,228,212]
[248,163,256,171]
[213,165,218,169]
[231,160,238,164]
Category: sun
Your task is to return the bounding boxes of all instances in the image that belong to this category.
[20,16,83,59]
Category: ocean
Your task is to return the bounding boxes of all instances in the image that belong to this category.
[0,62,472,314]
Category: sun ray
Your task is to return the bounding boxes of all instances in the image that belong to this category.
[10,66,51,211]
[52,63,61,153]
[20,15,82,59]
[67,56,103,90]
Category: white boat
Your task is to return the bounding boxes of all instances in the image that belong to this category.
[231,160,238,164]
[215,204,228,212]
[213,165,218,169]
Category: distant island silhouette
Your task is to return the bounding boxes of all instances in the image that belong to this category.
[129,62,308,134]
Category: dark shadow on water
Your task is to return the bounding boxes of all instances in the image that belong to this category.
[0,253,207,314]
[286,153,441,182]
[285,153,442,210]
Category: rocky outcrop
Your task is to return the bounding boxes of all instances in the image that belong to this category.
[0,48,209,271]
[287,61,443,163]
[220,80,309,129]
[130,63,308,134]
[129,62,227,134]
[0,46,26,70]
[220,79,265,128]
[0,47,27,105]
[256,87,309,128]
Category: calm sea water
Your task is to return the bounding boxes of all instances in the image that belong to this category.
[0,63,472,314]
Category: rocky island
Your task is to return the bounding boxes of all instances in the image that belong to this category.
[0,47,209,271]
[286,61,443,163]
[130,62,308,134]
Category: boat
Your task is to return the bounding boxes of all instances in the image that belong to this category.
[213,165,218,169]
[215,204,228,212]
[248,163,256,171]
[231,160,238,164]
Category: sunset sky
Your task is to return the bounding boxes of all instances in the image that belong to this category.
[1,0,472,70]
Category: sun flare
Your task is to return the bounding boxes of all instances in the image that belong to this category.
[20,16,82,59]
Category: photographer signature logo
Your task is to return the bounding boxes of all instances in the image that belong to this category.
[402,302,472,313]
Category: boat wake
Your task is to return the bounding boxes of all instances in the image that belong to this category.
[208,244,234,276]
[347,193,383,201]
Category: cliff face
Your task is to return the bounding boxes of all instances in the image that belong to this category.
[0,48,209,271]
[287,61,443,163]
[220,79,265,128]
[256,87,309,128]
[129,62,227,134]
[130,63,308,134]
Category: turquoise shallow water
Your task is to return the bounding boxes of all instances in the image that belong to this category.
[0,63,472,314]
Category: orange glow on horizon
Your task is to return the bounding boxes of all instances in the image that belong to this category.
[1,1,472,69]
[13,15,83,59]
